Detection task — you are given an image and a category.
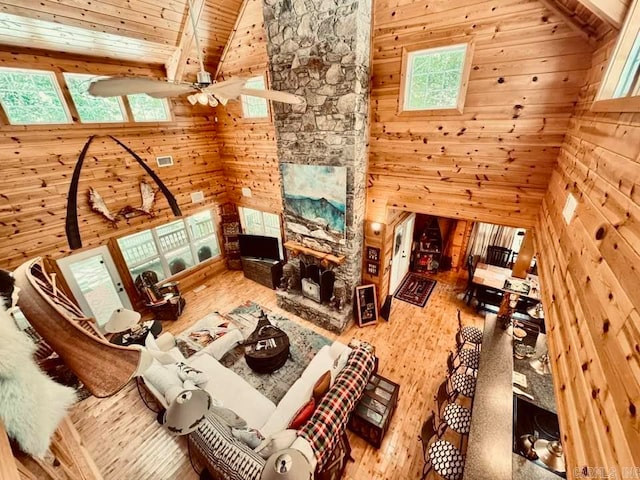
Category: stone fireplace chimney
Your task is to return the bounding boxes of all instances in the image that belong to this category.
[262,0,372,332]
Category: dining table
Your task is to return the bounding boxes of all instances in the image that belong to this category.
[471,262,541,302]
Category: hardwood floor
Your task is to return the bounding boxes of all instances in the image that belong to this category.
[71,268,484,480]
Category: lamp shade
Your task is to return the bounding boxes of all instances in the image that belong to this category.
[104,308,141,333]
[527,302,545,319]
[261,449,313,480]
[161,385,212,435]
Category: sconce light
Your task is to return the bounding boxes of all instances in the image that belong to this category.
[371,222,382,236]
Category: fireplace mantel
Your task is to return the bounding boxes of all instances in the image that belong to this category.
[284,241,346,267]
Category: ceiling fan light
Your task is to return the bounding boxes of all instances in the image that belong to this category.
[187,94,198,105]
[208,95,219,107]
[217,96,229,106]
[196,92,209,105]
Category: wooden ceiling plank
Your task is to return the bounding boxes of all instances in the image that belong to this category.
[0,2,177,46]
[214,0,250,80]
[166,0,205,82]
[537,0,598,43]
[575,0,629,29]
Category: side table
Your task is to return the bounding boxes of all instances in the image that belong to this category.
[110,320,162,346]
[348,373,399,448]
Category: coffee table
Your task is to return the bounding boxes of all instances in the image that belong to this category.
[244,314,290,373]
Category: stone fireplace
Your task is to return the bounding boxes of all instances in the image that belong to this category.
[263,0,372,332]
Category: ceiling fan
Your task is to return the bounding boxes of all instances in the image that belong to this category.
[88,1,304,108]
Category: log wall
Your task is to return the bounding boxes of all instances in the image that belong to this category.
[366,0,594,228]
[0,51,226,272]
[535,31,640,474]
[214,0,282,215]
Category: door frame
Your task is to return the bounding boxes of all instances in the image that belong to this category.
[57,245,132,325]
[389,213,416,294]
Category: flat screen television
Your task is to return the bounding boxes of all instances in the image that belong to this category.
[238,234,280,261]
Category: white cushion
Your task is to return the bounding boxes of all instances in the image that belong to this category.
[143,360,183,398]
[145,333,185,364]
[197,328,244,360]
[188,353,276,430]
[255,429,298,459]
[260,345,336,437]
[232,427,264,449]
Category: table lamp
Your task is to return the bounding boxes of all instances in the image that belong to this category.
[527,302,545,320]
[160,382,212,435]
[261,449,313,480]
[104,307,141,334]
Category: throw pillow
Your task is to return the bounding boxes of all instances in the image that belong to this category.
[211,406,248,429]
[288,398,315,430]
[232,427,264,449]
[254,429,298,459]
[175,362,207,386]
[312,371,331,403]
[200,328,243,360]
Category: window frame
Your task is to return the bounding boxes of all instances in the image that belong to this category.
[0,66,73,125]
[238,206,284,259]
[126,93,173,123]
[398,39,475,116]
[117,209,222,282]
[63,72,128,123]
[592,0,640,112]
[240,74,272,122]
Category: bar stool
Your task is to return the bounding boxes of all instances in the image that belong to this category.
[419,411,466,480]
[452,337,480,376]
[434,378,472,448]
[450,372,476,400]
[457,310,482,351]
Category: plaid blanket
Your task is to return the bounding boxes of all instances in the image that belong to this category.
[298,344,376,469]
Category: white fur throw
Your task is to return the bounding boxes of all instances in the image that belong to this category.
[0,310,77,458]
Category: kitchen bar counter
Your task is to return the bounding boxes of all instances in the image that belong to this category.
[462,313,513,480]
[463,314,561,480]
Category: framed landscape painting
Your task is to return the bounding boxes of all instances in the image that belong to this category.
[280,164,347,244]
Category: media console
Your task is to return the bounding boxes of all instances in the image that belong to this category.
[241,256,283,290]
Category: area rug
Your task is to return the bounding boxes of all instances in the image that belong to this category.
[182,301,332,405]
[394,273,437,307]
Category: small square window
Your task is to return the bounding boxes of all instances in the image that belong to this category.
[64,73,127,123]
[127,93,171,122]
[400,42,473,114]
[0,67,71,125]
[593,0,640,112]
[241,75,269,119]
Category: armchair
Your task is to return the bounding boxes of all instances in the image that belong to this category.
[134,271,186,321]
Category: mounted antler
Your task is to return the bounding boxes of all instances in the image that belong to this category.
[88,187,118,226]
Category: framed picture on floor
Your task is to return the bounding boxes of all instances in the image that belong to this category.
[355,285,379,327]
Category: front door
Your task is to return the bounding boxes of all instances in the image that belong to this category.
[57,246,132,328]
[389,213,416,294]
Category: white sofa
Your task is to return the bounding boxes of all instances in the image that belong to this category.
[141,326,354,471]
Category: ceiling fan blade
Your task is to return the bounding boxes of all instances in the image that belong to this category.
[89,77,196,97]
[202,78,247,100]
[240,88,305,105]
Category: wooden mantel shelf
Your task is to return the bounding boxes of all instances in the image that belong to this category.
[284,241,346,266]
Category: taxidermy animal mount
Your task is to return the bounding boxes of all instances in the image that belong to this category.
[89,181,156,226]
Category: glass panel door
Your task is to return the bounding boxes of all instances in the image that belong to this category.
[57,246,132,328]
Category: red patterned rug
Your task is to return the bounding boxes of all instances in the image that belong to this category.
[394,273,437,307]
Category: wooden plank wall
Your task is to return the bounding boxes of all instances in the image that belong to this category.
[534,31,640,474]
[0,50,226,272]
[366,0,595,228]
[214,0,282,215]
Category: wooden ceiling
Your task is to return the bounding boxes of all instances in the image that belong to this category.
[0,0,243,79]
[0,0,626,79]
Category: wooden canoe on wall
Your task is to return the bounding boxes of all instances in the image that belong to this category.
[13,258,149,398]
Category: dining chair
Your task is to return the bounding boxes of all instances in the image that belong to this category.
[463,255,476,305]
[486,245,512,268]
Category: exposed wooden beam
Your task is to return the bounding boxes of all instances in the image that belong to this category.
[576,0,629,29]
[165,0,206,82]
[538,0,598,43]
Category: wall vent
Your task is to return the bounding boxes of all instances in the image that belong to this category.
[156,155,174,167]
[190,191,205,203]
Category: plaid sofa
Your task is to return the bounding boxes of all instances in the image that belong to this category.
[189,344,376,479]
